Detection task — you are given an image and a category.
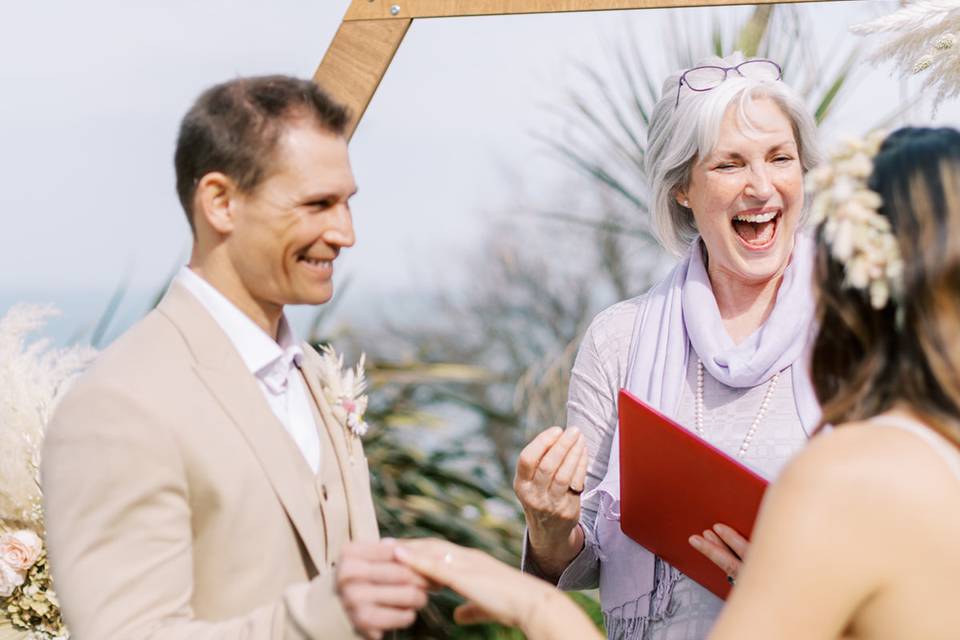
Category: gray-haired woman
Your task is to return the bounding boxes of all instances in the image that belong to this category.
[513,52,823,638]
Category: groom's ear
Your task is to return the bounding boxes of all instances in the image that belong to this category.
[194,171,237,235]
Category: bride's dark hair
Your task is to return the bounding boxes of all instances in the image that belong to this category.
[811,127,960,446]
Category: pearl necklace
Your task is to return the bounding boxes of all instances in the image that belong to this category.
[694,359,781,459]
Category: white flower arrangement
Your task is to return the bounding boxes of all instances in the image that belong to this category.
[807,130,904,310]
[315,345,369,442]
[0,304,95,639]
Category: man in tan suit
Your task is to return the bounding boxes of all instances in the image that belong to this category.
[42,76,428,639]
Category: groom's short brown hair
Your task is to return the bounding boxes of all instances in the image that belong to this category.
[174,75,350,232]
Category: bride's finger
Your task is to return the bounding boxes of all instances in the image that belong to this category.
[454,602,495,625]
[393,540,458,587]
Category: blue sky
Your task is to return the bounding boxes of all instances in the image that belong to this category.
[2,1,955,341]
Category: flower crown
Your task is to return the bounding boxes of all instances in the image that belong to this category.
[807,130,905,310]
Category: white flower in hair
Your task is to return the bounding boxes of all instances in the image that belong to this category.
[315,345,369,438]
[807,130,904,310]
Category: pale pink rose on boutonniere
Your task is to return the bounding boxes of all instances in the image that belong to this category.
[0,529,42,597]
[316,345,369,458]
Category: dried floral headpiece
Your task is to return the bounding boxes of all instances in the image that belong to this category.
[807,130,904,310]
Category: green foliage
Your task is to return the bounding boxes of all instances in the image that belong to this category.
[340,356,601,638]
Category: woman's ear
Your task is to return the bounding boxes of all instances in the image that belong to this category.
[194,172,236,235]
[673,189,691,209]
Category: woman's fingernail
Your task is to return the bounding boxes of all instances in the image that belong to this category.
[689,536,701,548]
[394,546,410,561]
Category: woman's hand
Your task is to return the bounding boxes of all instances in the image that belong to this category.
[689,523,750,582]
[394,538,602,639]
[513,427,588,559]
[394,538,549,627]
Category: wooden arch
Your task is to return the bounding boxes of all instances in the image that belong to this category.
[313,0,824,139]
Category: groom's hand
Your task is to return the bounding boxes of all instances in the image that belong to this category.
[336,539,429,640]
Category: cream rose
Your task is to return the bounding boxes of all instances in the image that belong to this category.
[0,530,42,573]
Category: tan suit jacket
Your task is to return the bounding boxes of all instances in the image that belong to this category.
[41,281,379,639]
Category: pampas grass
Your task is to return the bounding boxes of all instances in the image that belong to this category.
[851,1,960,113]
[0,305,95,531]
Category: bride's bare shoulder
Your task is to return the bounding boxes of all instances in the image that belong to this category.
[773,412,960,522]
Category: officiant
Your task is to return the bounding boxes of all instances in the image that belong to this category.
[513,52,823,638]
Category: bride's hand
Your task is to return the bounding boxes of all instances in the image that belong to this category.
[689,523,750,583]
[393,538,554,628]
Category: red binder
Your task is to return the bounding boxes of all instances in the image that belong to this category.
[618,389,769,599]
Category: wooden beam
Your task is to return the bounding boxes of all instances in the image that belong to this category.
[316,0,829,138]
[345,0,823,21]
[313,18,411,139]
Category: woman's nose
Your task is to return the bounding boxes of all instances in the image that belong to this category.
[744,165,774,200]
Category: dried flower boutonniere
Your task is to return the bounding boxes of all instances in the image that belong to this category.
[315,345,369,457]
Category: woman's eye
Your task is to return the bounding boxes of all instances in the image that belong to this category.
[772,156,793,164]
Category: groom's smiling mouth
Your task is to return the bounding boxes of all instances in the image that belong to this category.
[297,251,335,277]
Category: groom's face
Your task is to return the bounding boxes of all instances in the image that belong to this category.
[226,120,357,308]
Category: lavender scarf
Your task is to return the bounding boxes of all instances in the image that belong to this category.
[587,231,821,636]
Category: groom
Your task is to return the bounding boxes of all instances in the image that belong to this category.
[42,76,427,639]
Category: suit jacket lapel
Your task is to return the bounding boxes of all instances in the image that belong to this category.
[157,282,327,572]
[299,348,367,541]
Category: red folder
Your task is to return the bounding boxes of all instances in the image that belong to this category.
[618,389,769,599]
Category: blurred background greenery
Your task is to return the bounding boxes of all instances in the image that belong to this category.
[69,4,882,638]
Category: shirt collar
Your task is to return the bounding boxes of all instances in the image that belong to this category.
[174,267,303,382]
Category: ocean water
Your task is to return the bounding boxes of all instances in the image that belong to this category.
[0,285,434,348]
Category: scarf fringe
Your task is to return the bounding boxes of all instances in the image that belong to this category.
[601,560,682,639]
[603,610,649,640]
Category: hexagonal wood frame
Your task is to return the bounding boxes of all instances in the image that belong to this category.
[313,0,826,139]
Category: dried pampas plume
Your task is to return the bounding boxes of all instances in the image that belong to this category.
[851,1,960,114]
[0,305,95,531]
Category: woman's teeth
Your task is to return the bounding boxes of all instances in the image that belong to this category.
[301,257,330,267]
[732,211,780,246]
[733,210,778,223]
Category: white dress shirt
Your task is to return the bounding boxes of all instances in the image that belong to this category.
[175,267,321,474]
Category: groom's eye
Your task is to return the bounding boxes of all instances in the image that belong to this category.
[307,198,334,210]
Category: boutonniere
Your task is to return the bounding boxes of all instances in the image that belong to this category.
[316,345,369,453]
